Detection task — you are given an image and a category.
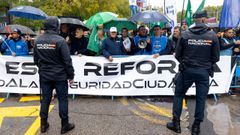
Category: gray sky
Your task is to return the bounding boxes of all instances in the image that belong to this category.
[150,0,224,12]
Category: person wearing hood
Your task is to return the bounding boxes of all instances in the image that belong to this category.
[220,28,240,56]
[166,11,220,135]
[1,29,28,56]
[133,25,152,55]
[34,16,75,134]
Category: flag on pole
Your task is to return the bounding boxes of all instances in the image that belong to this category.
[5,25,11,33]
[196,0,205,12]
[87,24,99,55]
[165,0,177,29]
[185,0,192,26]
[219,0,240,28]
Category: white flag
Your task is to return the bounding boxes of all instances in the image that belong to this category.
[165,0,177,28]
[129,0,137,6]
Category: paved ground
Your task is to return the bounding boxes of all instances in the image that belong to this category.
[0,93,239,135]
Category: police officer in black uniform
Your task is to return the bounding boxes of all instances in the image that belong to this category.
[34,16,75,134]
[166,11,220,135]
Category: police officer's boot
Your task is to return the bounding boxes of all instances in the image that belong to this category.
[40,118,49,133]
[191,120,200,135]
[166,116,181,133]
[61,118,75,134]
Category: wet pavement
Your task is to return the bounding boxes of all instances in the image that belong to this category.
[0,93,239,135]
[206,95,240,135]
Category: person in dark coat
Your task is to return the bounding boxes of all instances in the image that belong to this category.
[169,26,181,54]
[33,16,75,134]
[220,28,240,56]
[102,27,125,61]
[166,11,220,135]
[133,26,152,55]
[70,27,89,55]
[60,24,70,39]
[120,28,137,55]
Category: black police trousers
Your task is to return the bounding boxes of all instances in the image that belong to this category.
[172,68,209,122]
[40,79,68,121]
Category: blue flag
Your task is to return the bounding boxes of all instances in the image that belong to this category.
[219,0,240,28]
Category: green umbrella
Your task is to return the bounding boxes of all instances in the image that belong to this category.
[85,12,118,29]
[87,12,118,55]
[104,18,137,32]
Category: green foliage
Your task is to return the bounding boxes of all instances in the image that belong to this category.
[39,0,131,19]
[12,18,43,31]
[1,0,131,30]
[177,10,186,23]
[177,5,222,23]
[203,6,222,20]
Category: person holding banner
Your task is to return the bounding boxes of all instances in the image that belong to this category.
[120,28,137,55]
[70,27,89,56]
[102,27,125,62]
[1,29,29,56]
[34,16,75,134]
[151,25,172,58]
[166,11,220,135]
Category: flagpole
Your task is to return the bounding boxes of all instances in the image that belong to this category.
[163,0,166,14]
[180,0,186,33]
[0,36,14,54]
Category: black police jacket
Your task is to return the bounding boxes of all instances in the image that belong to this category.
[33,17,74,81]
[175,22,220,70]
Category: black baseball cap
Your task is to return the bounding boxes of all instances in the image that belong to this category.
[12,28,21,35]
[193,10,208,19]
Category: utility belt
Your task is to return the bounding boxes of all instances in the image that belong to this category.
[178,62,214,77]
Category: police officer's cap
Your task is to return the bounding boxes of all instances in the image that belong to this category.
[193,10,208,19]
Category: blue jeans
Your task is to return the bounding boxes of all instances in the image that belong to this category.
[130,5,137,15]
[40,79,69,120]
[173,68,209,122]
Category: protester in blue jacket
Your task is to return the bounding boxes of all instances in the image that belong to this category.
[150,25,172,58]
[133,26,152,55]
[1,29,28,56]
[102,27,125,62]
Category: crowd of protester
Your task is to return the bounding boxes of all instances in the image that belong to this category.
[0,20,240,62]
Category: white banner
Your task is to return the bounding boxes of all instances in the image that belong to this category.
[165,0,177,29]
[0,55,232,96]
